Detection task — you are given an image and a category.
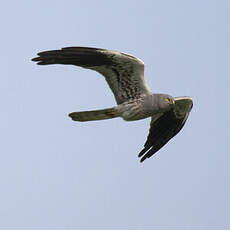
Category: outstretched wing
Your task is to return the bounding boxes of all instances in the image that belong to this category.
[138,97,193,162]
[32,47,151,104]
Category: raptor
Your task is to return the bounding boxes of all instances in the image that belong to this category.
[32,47,193,162]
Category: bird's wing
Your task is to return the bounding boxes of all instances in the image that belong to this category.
[32,47,151,104]
[138,97,193,162]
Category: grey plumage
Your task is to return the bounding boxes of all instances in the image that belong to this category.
[32,47,193,162]
[69,107,118,122]
[33,47,150,104]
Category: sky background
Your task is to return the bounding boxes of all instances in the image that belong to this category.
[1,0,230,229]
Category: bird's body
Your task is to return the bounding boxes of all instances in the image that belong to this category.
[32,47,193,162]
[116,94,174,121]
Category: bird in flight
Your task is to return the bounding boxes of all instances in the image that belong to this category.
[32,47,193,162]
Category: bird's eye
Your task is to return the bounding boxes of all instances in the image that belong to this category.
[164,98,170,103]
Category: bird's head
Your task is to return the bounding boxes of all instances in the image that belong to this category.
[157,94,175,111]
[145,94,175,115]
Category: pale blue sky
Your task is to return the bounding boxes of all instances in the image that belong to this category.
[1,0,230,229]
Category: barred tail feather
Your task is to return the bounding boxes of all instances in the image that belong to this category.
[68,108,118,122]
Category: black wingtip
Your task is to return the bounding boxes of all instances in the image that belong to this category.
[138,149,148,162]
[31,56,45,65]
[139,156,147,163]
[68,113,75,120]
[138,149,146,158]
[31,57,40,62]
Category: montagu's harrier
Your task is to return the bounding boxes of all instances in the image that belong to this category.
[32,47,193,162]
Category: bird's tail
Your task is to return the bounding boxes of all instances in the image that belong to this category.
[68,107,119,122]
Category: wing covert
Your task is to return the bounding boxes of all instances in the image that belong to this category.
[32,47,151,104]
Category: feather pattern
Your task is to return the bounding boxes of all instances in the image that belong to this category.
[32,47,151,104]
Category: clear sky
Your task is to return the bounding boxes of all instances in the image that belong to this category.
[1,0,230,229]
